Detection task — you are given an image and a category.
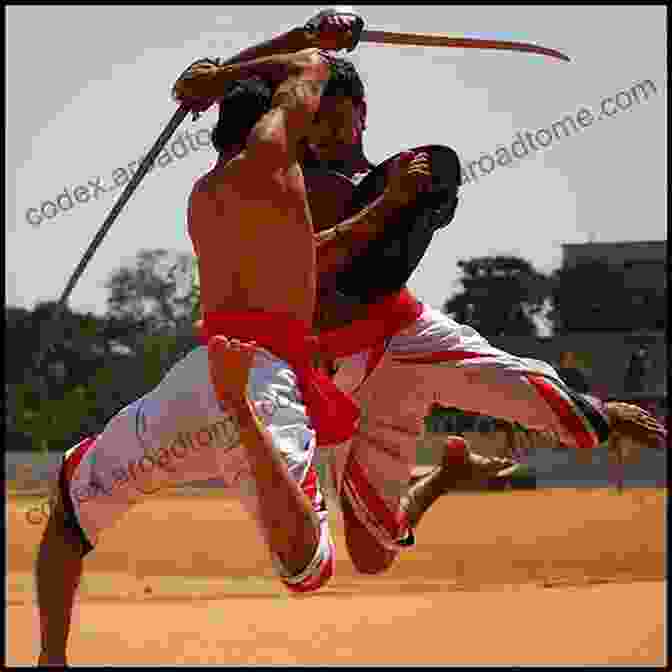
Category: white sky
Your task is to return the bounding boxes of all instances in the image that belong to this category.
[6,5,667,316]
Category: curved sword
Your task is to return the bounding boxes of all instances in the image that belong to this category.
[360,30,570,62]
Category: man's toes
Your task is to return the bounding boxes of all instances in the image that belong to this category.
[230,338,259,353]
[209,336,258,356]
[207,336,258,407]
[442,437,469,466]
[209,335,230,349]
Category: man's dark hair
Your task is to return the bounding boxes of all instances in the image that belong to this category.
[211,76,274,153]
[211,58,366,153]
[323,57,365,103]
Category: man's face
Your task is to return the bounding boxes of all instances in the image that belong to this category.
[307,96,366,162]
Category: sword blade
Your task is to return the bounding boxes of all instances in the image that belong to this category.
[360,29,570,62]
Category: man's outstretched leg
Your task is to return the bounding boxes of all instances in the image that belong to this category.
[35,486,85,666]
[208,335,321,577]
[402,437,522,527]
[337,436,521,574]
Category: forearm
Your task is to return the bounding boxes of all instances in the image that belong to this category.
[315,195,401,279]
[221,27,315,65]
[174,49,325,103]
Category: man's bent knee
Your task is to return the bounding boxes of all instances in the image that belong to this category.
[341,490,399,575]
[277,524,335,594]
[340,456,413,573]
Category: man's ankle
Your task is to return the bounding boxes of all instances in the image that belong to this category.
[38,651,67,666]
[442,437,469,465]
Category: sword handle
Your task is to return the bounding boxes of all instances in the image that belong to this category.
[303,9,365,52]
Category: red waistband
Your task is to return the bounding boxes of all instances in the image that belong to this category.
[199,310,359,446]
[319,288,423,359]
[199,311,318,363]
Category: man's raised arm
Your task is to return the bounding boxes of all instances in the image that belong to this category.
[315,151,432,282]
[218,9,362,66]
[172,10,361,116]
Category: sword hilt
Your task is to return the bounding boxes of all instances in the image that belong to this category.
[303,9,365,52]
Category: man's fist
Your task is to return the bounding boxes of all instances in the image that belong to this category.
[172,58,221,119]
[606,401,667,450]
[382,151,433,208]
[303,8,365,52]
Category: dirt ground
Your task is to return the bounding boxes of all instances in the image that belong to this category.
[6,488,667,665]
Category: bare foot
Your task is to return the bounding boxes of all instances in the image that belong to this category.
[207,336,259,415]
[606,402,667,450]
[409,437,523,491]
[38,653,68,667]
[401,437,524,530]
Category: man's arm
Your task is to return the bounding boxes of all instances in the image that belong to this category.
[243,50,334,168]
[173,11,358,110]
[315,151,432,282]
[173,47,332,172]
[219,27,315,66]
[173,49,328,103]
[209,9,358,66]
[315,194,399,280]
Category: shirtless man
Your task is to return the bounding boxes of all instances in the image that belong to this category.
[301,56,668,572]
[35,11,425,665]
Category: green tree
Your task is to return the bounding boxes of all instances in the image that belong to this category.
[442,256,550,336]
[6,251,203,454]
[105,249,200,335]
[548,260,660,332]
[5,302,137,452]
[104,248,201,372]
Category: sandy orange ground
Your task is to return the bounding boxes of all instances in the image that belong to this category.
[6,488,667,665]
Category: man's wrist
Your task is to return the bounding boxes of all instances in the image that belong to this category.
[368,194,405,229]
[290,25,320,50]
[220,28,314,67]
[380,190,411,210]
[229,397,264,429]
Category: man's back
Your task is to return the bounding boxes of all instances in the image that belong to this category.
[183,49,336,325]
[189,148,316,323]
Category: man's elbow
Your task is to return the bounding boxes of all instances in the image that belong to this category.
[172,58,222,103]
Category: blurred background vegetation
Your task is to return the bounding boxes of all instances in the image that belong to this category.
[5,250,666,470]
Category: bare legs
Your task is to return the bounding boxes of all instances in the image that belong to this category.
[35,492,85,666]
[207,336,320,576]
[343,438,523,574]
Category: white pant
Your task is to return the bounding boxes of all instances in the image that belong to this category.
[65,346,334,588]
[327,304,608,544]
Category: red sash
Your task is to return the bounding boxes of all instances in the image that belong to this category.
[319,288,423,360]
[200,311,360,446]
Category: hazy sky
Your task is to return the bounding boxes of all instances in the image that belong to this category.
[6,5,667,316]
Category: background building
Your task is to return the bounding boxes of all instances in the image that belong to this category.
[562,241,667,295]
[559,240,667,332]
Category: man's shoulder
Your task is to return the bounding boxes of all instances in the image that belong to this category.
[192,156,255,194]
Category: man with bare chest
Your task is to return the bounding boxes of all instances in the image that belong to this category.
[303,56,667,573]
[33,11,406,665]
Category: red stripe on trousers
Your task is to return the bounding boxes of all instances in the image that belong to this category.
[392,350,598,450]
[344,455,408,540]
[63,436,97,483]
[301,465,319,506]
[284,543,335,593]
[281,465,334,593]
[392,350,488,365]
[352,340,389,395]
[525,374,596,449]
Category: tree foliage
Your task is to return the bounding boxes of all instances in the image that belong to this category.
[550,260,666,332]
[105,248,200,335]
[442,256,550,336]
[6,248,202,453]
